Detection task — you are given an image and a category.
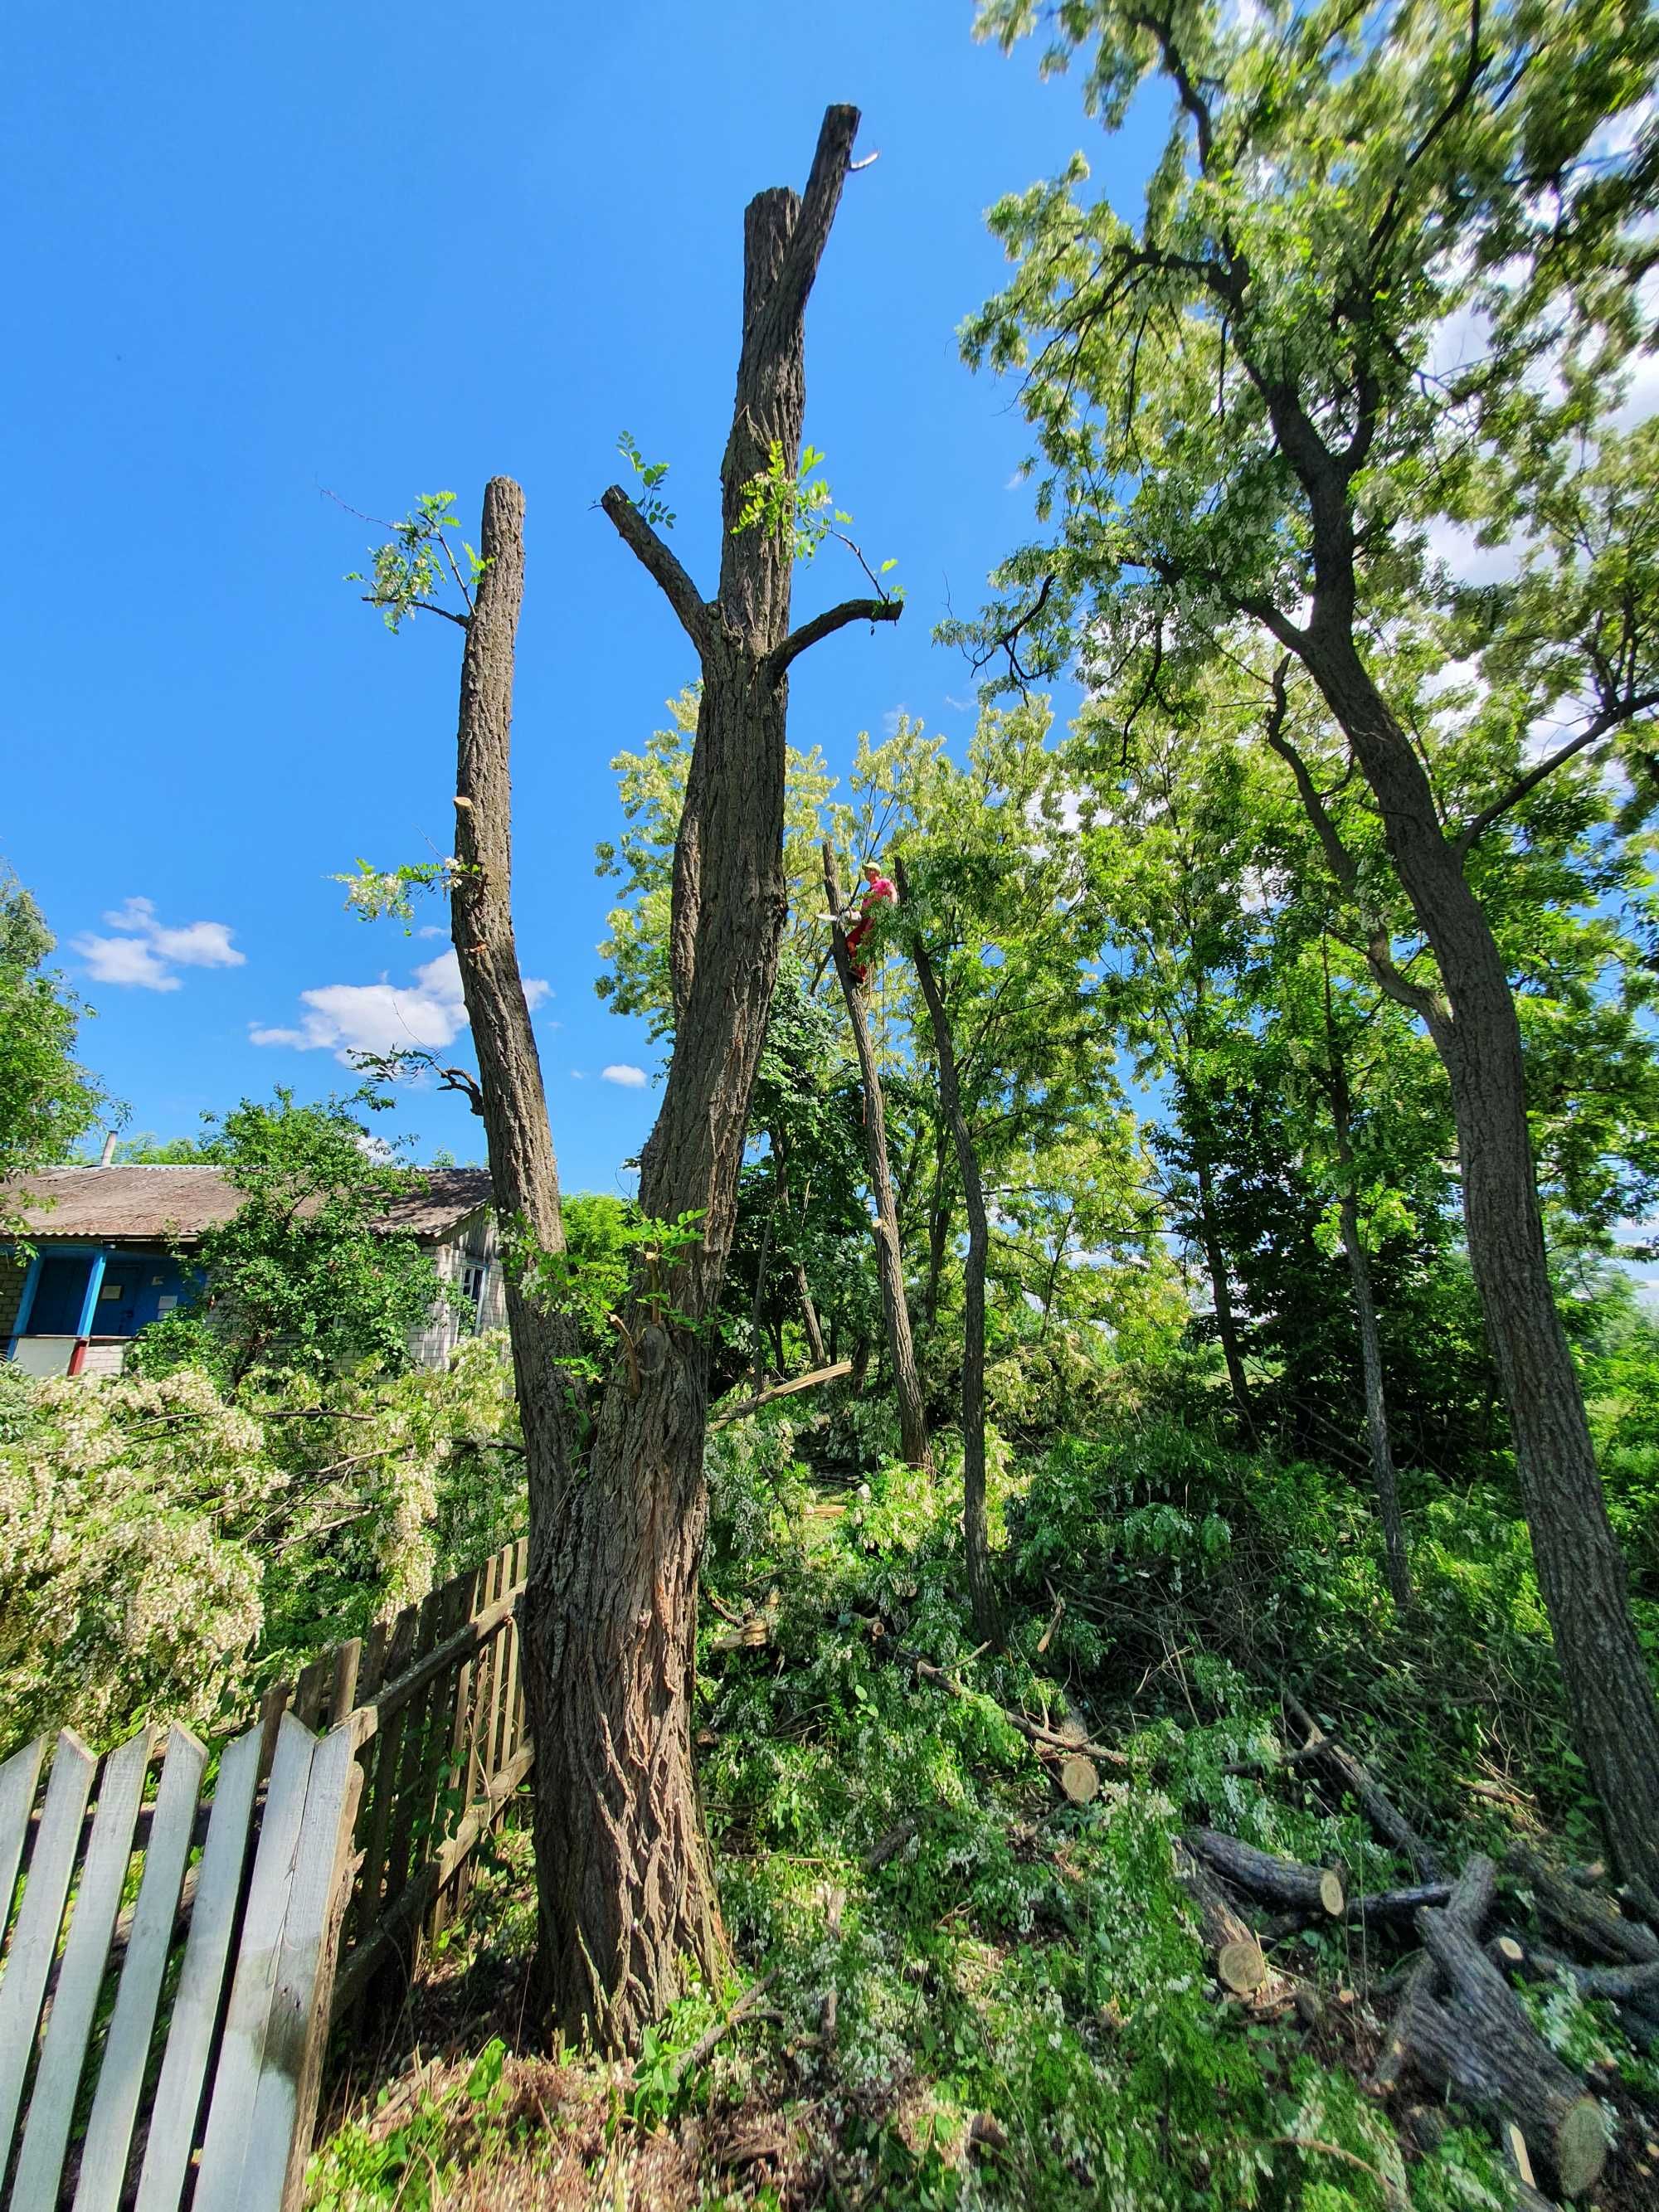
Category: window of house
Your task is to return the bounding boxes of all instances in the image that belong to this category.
[461,1262,489,1330]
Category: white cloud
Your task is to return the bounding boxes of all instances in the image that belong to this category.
[74,896,246,992]
[252,949,550,1064]
[882,706,908,737]
[601,1063,648,1088]
[1423,515,1527,587]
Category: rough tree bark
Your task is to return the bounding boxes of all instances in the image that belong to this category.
[446,477,575,1513]
[1320,947,1411,1609]
[517,105,901,2052]
[823,841,933,1471]
[1272,630,1659,1901]
[899,859,1001,1647]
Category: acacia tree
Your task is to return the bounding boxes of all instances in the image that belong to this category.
[351,108,898,2047]
[968,0,1659,1898]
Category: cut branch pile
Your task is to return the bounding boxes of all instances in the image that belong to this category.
[1362,1850,1633,2201]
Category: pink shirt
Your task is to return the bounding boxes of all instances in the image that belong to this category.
[861,875,896,912]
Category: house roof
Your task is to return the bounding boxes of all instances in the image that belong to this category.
[1,1164,494,1245]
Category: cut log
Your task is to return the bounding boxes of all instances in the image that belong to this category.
[1506,1843,1659,1967]
[1058,1755,1099,1806]
[1171,1842,1283,2000]
[1186,1830,1345,1918]
[1494,1929,1659,2011]
[1342,1883,1453,1928]
[1409,1907,1608,2200]
[1258,1884,1453,1943]
[1284,1691,1442,1879]
[1370,1853,1496,2093]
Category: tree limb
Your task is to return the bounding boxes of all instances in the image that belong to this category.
[1453,697,1659,856]
[764,595,902,681]
[361,595,470,631]
[599,487,712,652]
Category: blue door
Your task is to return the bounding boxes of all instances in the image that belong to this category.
[95,1255,191,1337]
[27,1255,95,1335]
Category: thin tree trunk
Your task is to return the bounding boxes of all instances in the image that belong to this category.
[795,1260,828,1368]
[1194,1155,1255,1430]
[1321,949,1411,1608]
[518,107,901,2051]
[1294,624,1659,1900]
[824,841,932,1471]
[922,1129,953,1331]
[773,1131,828,1366]
[900,861,1001,1648]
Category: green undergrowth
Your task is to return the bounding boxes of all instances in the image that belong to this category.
[308,1402,1659,2210]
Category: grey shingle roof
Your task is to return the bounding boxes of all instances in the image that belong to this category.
[2,1164,493,1244]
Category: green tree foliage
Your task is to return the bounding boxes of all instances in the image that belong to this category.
[0,871,109,1232]
[129,1087,452,1393]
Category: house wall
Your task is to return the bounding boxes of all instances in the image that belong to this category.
[407,1208,508,1370]
[0,1255,27,1339]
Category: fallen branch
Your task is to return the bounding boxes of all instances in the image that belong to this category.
[708,1360,854,1429]
[674,1967,781,2085]
[882,1635,1130,1769]
[1284,1691,1442,1879]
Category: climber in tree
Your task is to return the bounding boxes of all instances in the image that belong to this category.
[844,861,896,989]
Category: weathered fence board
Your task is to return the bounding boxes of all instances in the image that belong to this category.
[75,1725,206,2212]
[133,1724,263,2212]
[12,1727,157,2207]
[0,1731,97,2166]
[0,1535,531,2211]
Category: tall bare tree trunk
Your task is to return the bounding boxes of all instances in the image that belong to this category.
[1284,627,1659,1901]
[823,841,933,1471]
[901,863,1000,1647]
[922,1130,953,1332]
[517,107,902,2050]
[446,478,575,1510]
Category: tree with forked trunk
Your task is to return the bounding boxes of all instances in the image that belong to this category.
[351,105,901,2050]
[537,102,899,2051]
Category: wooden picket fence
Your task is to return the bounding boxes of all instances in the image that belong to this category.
[0,1536,530,2211]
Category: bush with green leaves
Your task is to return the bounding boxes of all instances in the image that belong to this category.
[0,1335,521,1752]
[126,1086,452,1393]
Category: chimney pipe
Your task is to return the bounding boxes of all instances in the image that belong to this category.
[99,1131,117,1167]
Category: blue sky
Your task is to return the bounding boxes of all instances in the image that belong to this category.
[3,3,1151,1196]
